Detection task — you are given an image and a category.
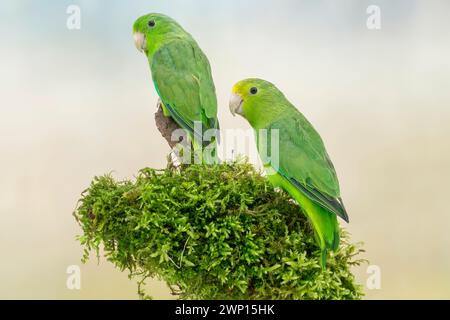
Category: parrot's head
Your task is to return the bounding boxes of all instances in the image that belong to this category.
[229,78,287,128]
[133,13,185,55]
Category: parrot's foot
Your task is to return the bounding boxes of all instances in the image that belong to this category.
[157,99,171,117]
[169,150,182,167]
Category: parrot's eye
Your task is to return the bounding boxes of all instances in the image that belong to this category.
[250,87,258,95]
[148,20,156,28]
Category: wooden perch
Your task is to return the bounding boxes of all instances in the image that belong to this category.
[154,100,182,149]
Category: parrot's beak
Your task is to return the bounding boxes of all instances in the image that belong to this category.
[229,93,244,117]
[133,32,146,53]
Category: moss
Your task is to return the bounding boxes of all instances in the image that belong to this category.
[74,160,365,299]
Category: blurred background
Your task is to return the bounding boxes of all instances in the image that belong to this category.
[1,0,449,299]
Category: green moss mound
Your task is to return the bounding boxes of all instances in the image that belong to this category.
[74,160,364,299]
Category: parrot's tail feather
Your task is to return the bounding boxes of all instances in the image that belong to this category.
[269,173,341,269]
[301,200,340,269]
[332,220,340,252]
[320,248,328,270]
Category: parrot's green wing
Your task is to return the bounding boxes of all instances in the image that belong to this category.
[266,112,349,222]
[150,39,219,143]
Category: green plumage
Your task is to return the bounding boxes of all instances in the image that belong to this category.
[133,13,219,159]
[231,79,349,268]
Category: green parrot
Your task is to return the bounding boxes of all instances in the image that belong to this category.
[133,13,219,162]
[229,79,349,268]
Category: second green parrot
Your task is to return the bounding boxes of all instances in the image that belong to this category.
[133,13,219,162]
[229,79,349,268]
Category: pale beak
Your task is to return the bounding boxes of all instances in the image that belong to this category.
[229,93,244,116]
[133,32,146,52]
